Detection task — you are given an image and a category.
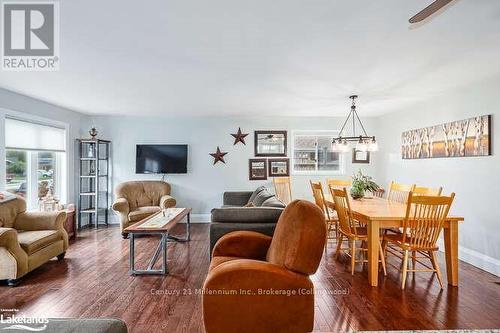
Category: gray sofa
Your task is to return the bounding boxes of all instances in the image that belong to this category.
[209,187,285,254]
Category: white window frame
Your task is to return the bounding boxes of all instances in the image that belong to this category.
[291,130,345,176]
[0,108,69,209]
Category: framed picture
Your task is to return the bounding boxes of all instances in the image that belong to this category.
[268,158,290,177]
[249,159,268,180]
[402,115,491,159]
[254,130,287,157]
[352,149,370,164]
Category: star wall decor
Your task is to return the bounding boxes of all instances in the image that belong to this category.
[230,127,249,145]
[209,146,228,165]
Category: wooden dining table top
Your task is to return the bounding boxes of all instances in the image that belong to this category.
[325,196,464,222]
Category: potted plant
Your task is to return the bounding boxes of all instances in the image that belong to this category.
[350,170,380,200]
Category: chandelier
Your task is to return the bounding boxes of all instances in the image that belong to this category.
[332,95,378,153]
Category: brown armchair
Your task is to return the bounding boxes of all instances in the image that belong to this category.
[203,200,326,333]
[112,181,176,238]
[0,197,68,286]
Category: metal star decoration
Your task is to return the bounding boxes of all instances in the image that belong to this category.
[209,146,228,165]
[230,127,249,145]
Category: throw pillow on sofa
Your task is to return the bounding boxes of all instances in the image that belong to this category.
[247,186,267,204]
[261,197,286,208]
[252,188,275,206]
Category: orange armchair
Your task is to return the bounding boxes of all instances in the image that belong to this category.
[203,200,327,333]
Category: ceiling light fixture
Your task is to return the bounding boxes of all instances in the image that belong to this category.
[332,95,378,153]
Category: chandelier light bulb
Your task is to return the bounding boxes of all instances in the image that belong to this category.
[368,137,379,152]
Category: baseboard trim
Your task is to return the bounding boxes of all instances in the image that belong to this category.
[437,239,500,277]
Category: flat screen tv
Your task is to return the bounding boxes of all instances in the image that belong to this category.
[136,144,188,174]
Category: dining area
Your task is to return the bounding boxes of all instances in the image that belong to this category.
[272,175,464,289]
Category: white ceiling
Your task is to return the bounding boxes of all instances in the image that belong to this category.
[1,0,500,117]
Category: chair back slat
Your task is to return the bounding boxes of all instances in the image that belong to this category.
[388,181,416,204]
[402,193,455,250]
[309,181,330,220]
[329,187,357,237]
[273,177,292,205]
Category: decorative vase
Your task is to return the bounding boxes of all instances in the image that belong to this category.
[350,187,364,200]
[89,127,98,139]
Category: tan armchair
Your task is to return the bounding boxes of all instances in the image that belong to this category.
[203,200,327,333]
[112,181,176,238]
[0,197,68,286]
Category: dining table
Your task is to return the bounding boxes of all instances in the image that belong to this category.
[324,196,464,287]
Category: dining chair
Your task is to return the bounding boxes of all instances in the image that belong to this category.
[413,186,443,196]
[273,177,292,205]
[326,178,352,189]
[310,181,337,251]
[330,187,387,276]
[373,188,386,198]
[382,192,455,289]
[387,181,416,204]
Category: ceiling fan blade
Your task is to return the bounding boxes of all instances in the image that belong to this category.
[409,0,455,23]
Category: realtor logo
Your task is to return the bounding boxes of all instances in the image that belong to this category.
[2,1,59,71]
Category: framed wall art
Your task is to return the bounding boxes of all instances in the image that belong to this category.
[352,149,370,164]
[249,159,267,180]
[268,158,290,177]
[402,115,491,159]
[254,130,287,157]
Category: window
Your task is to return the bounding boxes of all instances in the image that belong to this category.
[4,118,66,209]
[292,131,343,174]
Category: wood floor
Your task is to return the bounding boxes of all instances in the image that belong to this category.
[1,225,499,332]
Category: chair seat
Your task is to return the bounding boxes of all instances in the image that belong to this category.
[209,256,241,271]
[128,206,161,222]
[17,230,60,255]
[383,233,438,251]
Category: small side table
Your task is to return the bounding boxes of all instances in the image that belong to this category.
[64,209,77,240]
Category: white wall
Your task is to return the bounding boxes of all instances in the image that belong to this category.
[91,115,378,221]
[374,76,500,276]
[0,88,89,204]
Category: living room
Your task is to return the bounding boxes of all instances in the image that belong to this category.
[1,1,500,332]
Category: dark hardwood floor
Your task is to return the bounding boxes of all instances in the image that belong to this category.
[1,224,499,332]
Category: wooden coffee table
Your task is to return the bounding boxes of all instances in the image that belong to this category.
[124,207,191,275]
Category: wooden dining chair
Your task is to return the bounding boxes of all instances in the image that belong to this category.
[310,181,337,251]
[387,181,416,204]
[326,178,352,190]
[331,187,386,276]
[382,192,455,289]
[273,177,292,205]
[413,186,443,196]
[373,188,386,198]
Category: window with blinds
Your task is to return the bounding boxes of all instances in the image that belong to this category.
[4,117,67,209]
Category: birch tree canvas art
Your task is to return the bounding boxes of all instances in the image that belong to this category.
[402,115,491,159]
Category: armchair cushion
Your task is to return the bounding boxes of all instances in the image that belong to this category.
[15,211,66,231]
[128,206,161,222]
[17,230,60,255]
[212,231,272,260]
[203,259,314,333]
